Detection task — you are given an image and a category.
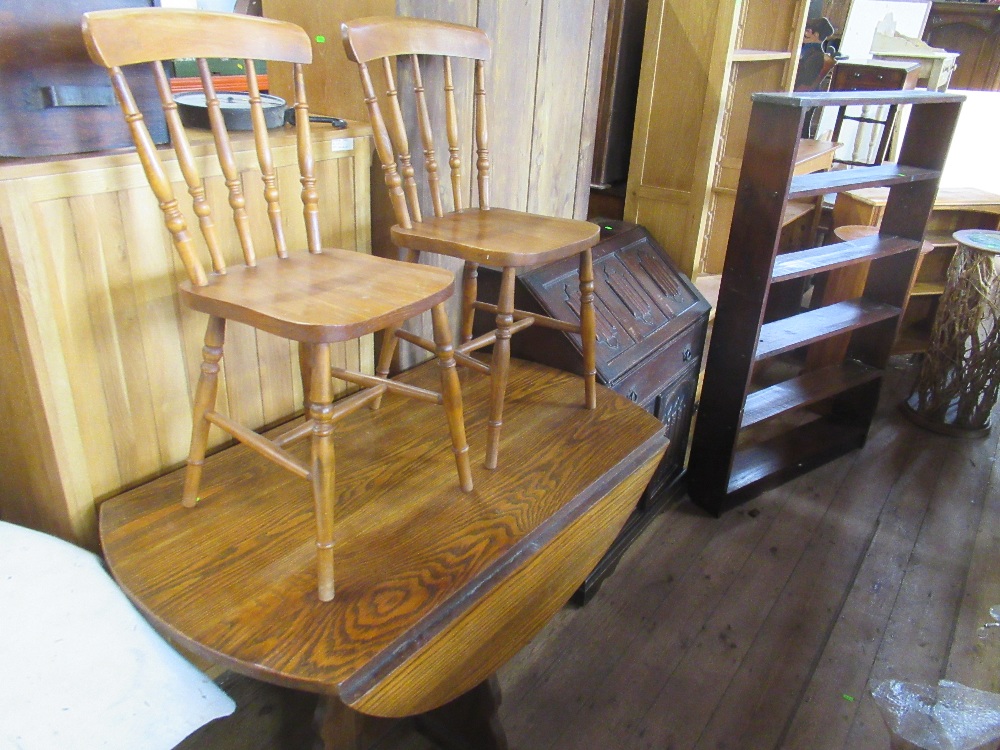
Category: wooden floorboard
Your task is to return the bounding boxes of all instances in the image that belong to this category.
[780,422,945,747]
[178,358,1000,749]
[947,437,1000,694]
[844,421,1000,748]
[693,459,865,750]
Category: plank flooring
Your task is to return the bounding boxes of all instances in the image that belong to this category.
[180,356,1000,749]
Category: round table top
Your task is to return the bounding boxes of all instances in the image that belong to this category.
[833,224,878,242]
[98,359,668,718]
[954,229,1000,255]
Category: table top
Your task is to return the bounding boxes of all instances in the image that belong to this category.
[954,229,1000,255]
[99,359,667,718]
[794,139,842,177]
[841,186,1000,212]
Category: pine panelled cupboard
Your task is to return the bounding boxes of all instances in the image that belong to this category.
[0,123,375,548]
[626,0,810,278]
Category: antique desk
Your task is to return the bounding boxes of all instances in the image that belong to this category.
[871,31,959,92]
[0,122,374,548]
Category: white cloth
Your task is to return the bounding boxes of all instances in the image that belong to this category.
[0,521,235,749]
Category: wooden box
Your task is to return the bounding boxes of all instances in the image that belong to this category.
[0,0,167,158]
[474,219,710,600]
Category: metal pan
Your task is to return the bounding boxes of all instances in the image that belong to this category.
[174,91,286,130]
[174,91,348,131]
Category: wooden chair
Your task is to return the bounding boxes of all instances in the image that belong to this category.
[341,16,599,470]
[81,8,473,602]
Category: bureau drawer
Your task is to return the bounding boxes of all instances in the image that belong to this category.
[610,320,706,409]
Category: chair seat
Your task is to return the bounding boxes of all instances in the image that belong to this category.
[391,207,600,268]
[179,248,455,344]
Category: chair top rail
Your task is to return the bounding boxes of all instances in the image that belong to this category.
[342,16,490,65]
[82,8,311,68]
[82,8,318,285]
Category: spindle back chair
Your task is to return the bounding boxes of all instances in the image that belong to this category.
[342,16,599,470]
[82,8,473,601]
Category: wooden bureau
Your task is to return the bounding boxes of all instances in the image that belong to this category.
[0,122,374,548]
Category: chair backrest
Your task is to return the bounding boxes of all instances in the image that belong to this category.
[818,55,837,89]
[82,9,318,287]
[341,16,491,230]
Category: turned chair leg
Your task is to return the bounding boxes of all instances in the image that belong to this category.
[431,303,473,492]
[369,324,401,410]
[461,260,479,344]
[298,342,313,414]
[485,267,516,470]
[370,246,418,411]
[309,342,337,602]
[182,315,226,508]
[579,248,597,410]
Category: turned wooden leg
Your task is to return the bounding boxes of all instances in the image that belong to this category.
[416,676,509,750]
[298,342,314,414]
[371,247,421,411]
[309,342,336,602]
[182,315,226,508]
[461,260,480,344]
[485,267,516,470]
[369,325,400,411]
[432,303,473,492]
[578,248,597,410]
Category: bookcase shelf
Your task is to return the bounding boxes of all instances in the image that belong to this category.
[771,235,918,281]
[788,164,939,199]
[741,360,881,429]
[756,299,901,360]
[687,89,965,515]
[832,187,1000,354]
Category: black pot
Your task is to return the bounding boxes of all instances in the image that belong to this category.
[174,91,286,130]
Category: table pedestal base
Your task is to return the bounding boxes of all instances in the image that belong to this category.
[317,677,507,750]
[904,230,1000,437]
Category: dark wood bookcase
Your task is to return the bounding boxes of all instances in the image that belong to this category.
[687,89,964,516]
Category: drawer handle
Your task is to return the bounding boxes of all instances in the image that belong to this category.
[40,85,116,108]
[682,346,694,362]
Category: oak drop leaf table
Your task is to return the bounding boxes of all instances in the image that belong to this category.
[99,358,667,748]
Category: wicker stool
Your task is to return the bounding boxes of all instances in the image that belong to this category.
[902,229,1000,437]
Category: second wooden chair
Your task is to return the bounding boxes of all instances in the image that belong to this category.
[342,16,600,469]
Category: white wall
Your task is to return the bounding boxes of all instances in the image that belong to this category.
[940,90,1000,193]
[839,0,931,58]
